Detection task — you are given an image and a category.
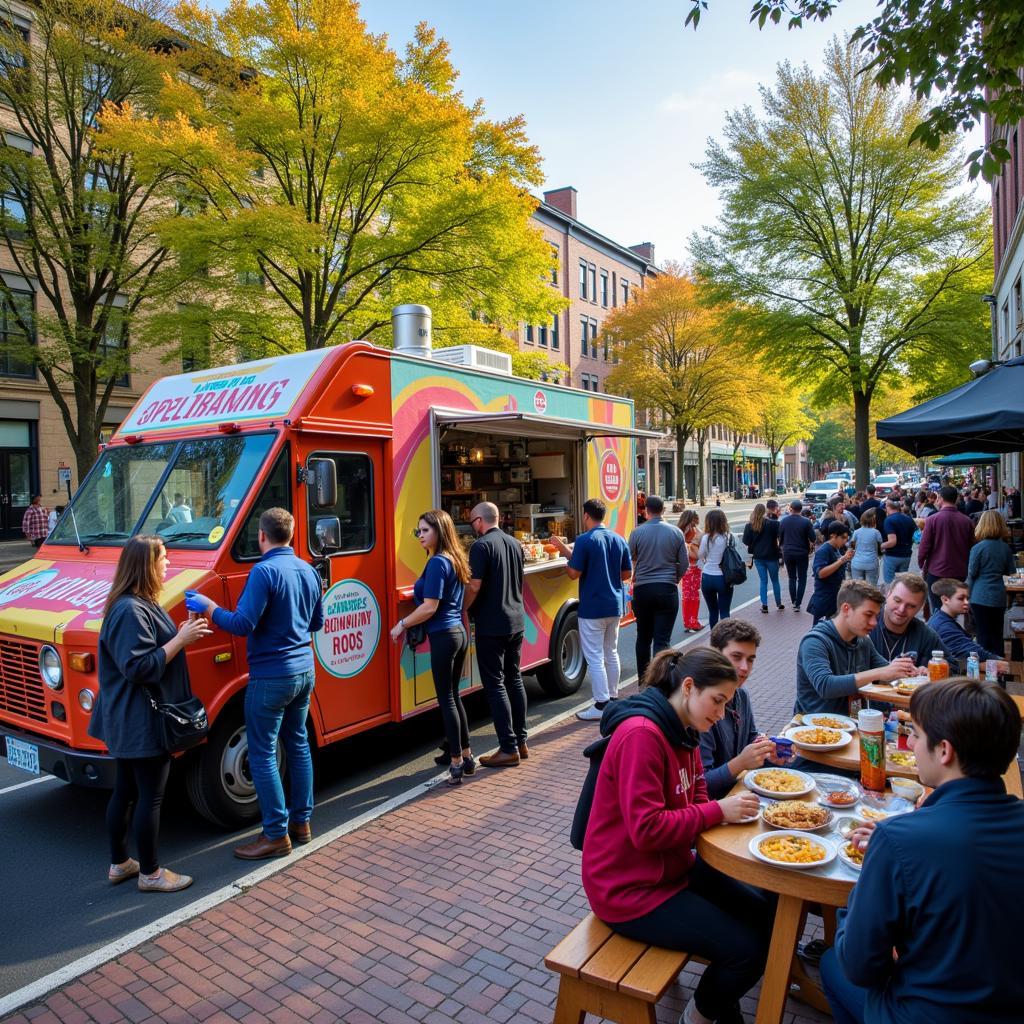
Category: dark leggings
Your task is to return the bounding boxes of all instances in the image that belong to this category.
[430,628,470,759]
[971,603,1005,661]
[784,553,809,607]
[609,859,775,1020]
[106,754,171,875]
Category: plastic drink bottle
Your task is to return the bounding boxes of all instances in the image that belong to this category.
[966,653,980,680]
[858,708,886,792]
[927,650,949,681]
[986,658,999,682]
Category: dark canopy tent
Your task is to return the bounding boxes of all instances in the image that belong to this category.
[932,452,1001,466]
[875,356,1024,456]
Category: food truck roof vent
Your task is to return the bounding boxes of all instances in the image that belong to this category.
[431,344,513,376]
[391,304,432,358]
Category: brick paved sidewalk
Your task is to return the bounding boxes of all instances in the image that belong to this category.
[3,602,831,1024]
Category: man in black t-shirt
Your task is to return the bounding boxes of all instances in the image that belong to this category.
[779,499,817,613]
[465,502,527,768]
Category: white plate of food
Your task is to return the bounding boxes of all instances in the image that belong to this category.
[802,713,857,732]
[834,814,869,839]
[784,726,854,752]
[748,831,836,870]
[856,793,914,822]
[837,840,866,872]
[813,774,862,809]
[894,678,926,695]
[886,749,917,770]
[744,767,816,799]
[762,800,833,832]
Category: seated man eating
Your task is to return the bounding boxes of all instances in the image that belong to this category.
[821,678,1024,1023]
[867,572,948,670]
[928,578,1009,675]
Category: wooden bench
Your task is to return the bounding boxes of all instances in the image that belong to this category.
[545,912,691,1024]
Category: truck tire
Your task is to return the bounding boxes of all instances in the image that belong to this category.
[537,609,587,697]
[185,704,285,828]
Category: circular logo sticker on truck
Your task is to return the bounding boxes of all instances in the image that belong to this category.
[0,569,59,607]
[315,579,380,679]
[533,389,547,414]
[600,449,623,502]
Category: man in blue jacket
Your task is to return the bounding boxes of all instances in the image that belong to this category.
[821,679,1024,1024]
[928,578,1009,675]
[193,507,324,859]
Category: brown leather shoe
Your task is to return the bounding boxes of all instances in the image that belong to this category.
[518,744,529,760]
[479,750,520,768]
[234,833,292,860]
[288,822,312,845]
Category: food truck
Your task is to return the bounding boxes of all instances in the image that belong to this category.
[0,305,655,825]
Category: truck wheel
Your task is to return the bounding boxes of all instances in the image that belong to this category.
[537,610,587,697]
[185,705,285,828]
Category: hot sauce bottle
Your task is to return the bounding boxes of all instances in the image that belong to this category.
[858,708,886,792]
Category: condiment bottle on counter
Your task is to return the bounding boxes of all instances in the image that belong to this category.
[858,708,886,792]
[927,650,949,681]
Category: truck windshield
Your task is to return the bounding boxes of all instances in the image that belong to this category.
[50,434,276,548]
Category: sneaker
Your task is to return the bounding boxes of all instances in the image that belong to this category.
[138,867,193,893]
[793,605,801,613]
[576,703,605,722]
[761,605,769,614]
[462,755,476,776]
[447,764,464,786]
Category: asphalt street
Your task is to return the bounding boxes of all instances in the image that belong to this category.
[0,503,763,1001]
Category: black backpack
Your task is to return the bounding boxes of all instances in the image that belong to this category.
[570,734,611,850]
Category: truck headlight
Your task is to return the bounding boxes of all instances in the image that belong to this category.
[39,645,63,690]
[78,688,95,712]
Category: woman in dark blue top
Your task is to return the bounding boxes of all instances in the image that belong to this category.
[390,509,473,784]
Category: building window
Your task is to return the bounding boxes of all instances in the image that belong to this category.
[551,314,560,350]
[579,261,588,300]
[600,271,609,307]
[99,310,129,387]
[621,280,630,305]
[580,373,599,392]
[1004,302,1011,347]
[589,318,598,359]
[581,374,590,391]
[602,333,609,361]
[1015,277,1022,331]
[580,316,589,356]
[0,22,29,71]
[539,323,548,347]
[0,289,34,378]
[549,243,559,285]
[588,265,597,302]
[0,192,26,238]
[525,324,534,344]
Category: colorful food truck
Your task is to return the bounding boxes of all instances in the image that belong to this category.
[0,306,654,825]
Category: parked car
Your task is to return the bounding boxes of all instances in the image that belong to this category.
[805,480,841,504]
[873,473,901,497]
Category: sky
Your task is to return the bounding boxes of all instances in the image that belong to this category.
[209,0,989,266]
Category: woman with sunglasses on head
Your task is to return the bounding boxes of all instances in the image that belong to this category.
[390,509,475,784]
[582,647,774,1024]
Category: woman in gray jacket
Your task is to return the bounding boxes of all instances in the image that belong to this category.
[967,511,1017,658]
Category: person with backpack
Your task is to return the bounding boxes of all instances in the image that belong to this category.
[580,647,773,1024]
[698,508,739,628]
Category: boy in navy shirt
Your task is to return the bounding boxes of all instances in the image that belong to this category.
[807,521,853,624]
[552,498,631,721]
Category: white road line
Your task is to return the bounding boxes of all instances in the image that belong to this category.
[0,593,762,1017]
[0,775,57,797]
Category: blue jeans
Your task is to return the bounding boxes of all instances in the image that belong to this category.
[882,554,911,584]
[754,559,781,607]
[245,669,315,839]
[820,946,868,1024]
[700,573,733,628]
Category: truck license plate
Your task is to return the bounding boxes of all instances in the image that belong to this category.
[4,736,40,775]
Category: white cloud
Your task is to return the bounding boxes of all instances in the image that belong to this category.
[659,70,762,116]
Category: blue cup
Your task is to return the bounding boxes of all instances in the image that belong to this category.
[769,736,794,760]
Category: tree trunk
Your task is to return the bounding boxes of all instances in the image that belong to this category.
[697,434,707,505]
[675,425,689,503]
[853,390,872,491]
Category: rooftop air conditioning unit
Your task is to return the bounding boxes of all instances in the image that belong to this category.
[431,344,513,376]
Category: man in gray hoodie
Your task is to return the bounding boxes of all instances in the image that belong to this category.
[795,580,917,717]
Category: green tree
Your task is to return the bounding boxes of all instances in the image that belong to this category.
[685,1,1024,179]
[103,0,562,359]
[755,372,814,484]
[0,0,182,480]
[806,418,854,473]
[693,38,991,490]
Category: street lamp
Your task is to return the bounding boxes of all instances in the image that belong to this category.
[981,294,998,362]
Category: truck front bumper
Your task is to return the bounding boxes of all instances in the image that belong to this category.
[1,725,116,788]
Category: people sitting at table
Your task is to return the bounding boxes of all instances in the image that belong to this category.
[928,578,1009,675]
[867,573,947,671]
[795,580,917,718]
[807,522,853,625]
[820,678,1024,1024]
[966,510,1018,658]
[582,647,774,1024]
[699,620,791,799]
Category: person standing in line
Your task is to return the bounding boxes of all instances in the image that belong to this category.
[22,493,48,547]
[967,510,1017,658]
[193,508,324,855]
[464,501,528,769]
[779,499,816,613]
[807,522,853,625]
[859,484,881,517]
[677,509,704,632]
[849,508,883,585]
[742,502,783,614]
[917,485,976,613]
[698,508,734,629]
[551,499,632,722]
[628,495,686,682]
[89,536,211,892]
[879,498,916,583]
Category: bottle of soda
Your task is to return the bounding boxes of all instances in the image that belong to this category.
[966,652,980,680]
[986,657,999,683]
[858,708,886,792]
[927,650,949,682]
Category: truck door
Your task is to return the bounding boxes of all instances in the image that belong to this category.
[303,443,391,733]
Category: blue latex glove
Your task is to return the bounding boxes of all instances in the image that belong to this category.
[184,590,209,613]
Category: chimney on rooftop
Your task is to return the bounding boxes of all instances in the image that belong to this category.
[629,242,656,264]
[543,186,577,219]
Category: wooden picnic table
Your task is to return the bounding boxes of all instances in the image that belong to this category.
[856,685,1024,719]
[697,781,856,1024]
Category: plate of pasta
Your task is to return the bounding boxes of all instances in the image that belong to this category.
[802,713,857,732]
[784,726,854,752]
[748,831,836,870]
[744,767,816,798]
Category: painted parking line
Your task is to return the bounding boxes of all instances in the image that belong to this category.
[0,774,58,798]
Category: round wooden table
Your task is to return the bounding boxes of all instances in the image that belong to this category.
[697,782,856,1024]
[857,684,1024,717]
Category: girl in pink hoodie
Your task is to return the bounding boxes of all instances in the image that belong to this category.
[581,647,774,1024]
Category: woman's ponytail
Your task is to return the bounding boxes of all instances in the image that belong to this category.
[642,646,737,695]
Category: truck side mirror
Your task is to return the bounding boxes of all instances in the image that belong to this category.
[314,516,342,553]
[308,458,337,509]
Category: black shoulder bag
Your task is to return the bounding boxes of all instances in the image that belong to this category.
[146,689,209,754]
[720,533,748,587]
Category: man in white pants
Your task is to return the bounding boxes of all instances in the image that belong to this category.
[552,498,632,721]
